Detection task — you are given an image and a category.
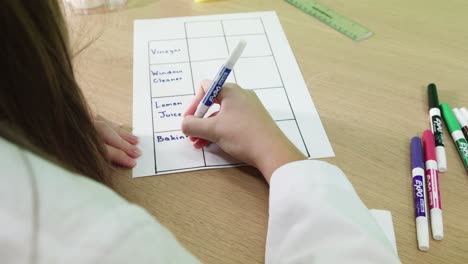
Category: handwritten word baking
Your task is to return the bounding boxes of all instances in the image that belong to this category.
[157,134,186,142]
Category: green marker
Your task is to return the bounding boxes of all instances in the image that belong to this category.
[440,103,468,173]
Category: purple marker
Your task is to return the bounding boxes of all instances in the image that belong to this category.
[411,137,430,251]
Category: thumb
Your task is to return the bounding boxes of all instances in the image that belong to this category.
[181,116,217,142]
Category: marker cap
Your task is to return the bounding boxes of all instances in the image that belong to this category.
[416,217,430,251]
[225,40,246,69]
[427,83,439,109]
[435,147,447,172]
[411,137,424,169]
[440,103,461,134]
[461,107,468,120]
[453,108,468,127]
[422,130,437,161]
[194,104,210,118]
[430,208,444,240]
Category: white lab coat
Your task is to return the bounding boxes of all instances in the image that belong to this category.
[0,137,400,263]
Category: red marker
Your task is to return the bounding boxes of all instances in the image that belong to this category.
[422,130,443,240]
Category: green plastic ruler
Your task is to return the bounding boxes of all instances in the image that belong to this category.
[286,0,373,41]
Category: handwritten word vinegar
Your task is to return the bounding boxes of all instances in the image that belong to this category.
[150,48,181,55]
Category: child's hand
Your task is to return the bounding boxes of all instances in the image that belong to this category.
[182,80,305,182]
[94,116,141,168]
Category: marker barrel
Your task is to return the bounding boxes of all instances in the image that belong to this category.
[425,160,444,240]
[195,66,231,117]
[453,108,468,140]
[451,131,468,172]
[427,84,447,172]
[422,130,443,240]
[441,104,468,173]
[429,108,447,172]
[412,167,430,250]
[411,137,430,250]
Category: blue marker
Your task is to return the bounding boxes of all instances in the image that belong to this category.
[194,40,246,118]
[411,137,430,251]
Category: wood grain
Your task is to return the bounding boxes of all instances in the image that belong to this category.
[72,0,468,263]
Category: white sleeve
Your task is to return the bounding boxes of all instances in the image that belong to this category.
[85,204,202,264]
[265,160,401,264]
[0,137,202,264]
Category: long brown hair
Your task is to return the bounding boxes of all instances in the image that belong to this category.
[0,1,110,182]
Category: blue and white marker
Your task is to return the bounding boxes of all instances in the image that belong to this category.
[194,40,246,118]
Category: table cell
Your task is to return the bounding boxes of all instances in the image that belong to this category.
[155,130,205,172]
[204,143,240,166]
[149,39,189,64]
[254,88,294,121]
[188,37,228,61]
[186,21,224,38]
[235,56,282,89]
[226,35,271,57]
[150,63,194,97]
[191,59,236,89]
[152,95,194,132]
[276,120,308,156]
[222,18,264,36]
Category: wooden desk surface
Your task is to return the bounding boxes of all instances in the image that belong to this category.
[72,0,468,263]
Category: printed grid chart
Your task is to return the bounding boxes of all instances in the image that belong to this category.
[148,18,309,174]
[133,12,334,177]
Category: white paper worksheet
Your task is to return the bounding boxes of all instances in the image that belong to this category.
[132,11,334,177]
